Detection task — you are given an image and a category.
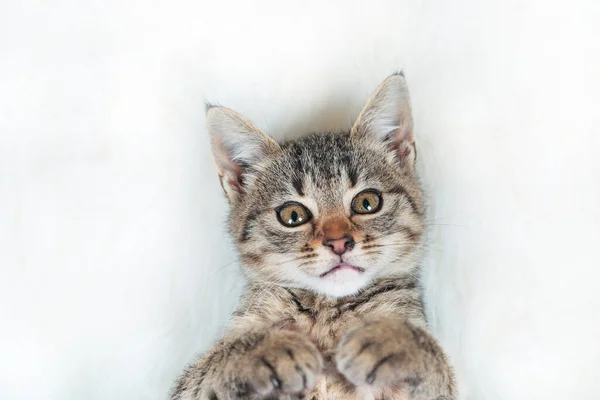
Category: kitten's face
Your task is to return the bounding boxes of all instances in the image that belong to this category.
[208,74,423,297]
[232,133,424,296]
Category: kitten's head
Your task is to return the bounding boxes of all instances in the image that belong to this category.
[208,74,425,297]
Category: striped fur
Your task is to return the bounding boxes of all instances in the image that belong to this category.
[171,75,455,400]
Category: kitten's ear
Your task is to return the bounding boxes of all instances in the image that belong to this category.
[351,73,416,170]
[206,106,280,202]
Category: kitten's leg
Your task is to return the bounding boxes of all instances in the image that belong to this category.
[335,318,455,400]
[171,328,323,400]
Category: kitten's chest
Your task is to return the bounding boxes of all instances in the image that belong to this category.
[292,307,407,400]
[297,306,359,398]
[290,296,358,357]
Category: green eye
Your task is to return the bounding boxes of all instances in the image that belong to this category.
[351,190,383,214]
[276,202,312,227]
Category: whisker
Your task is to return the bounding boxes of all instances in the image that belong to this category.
[358,240,442,253]
[205,258,242,281]
[355,232,397,245]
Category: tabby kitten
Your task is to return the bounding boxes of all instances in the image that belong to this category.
[171,74,455,400]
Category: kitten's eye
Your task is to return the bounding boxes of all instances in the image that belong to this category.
[351,190,383,214]
[276,202,312,227]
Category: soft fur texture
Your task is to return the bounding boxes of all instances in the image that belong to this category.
[1,1,599,400]
[170,75,455,399]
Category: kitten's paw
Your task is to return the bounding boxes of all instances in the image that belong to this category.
[226,330,323,398]
[335,319,425,389]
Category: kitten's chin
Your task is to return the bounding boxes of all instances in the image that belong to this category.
[305,269,375,298]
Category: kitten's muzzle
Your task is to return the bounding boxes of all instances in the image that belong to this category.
[323,235,355,255]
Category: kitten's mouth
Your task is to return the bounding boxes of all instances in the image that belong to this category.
[319,263,365,278]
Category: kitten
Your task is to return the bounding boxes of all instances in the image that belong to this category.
[171,74,456,400]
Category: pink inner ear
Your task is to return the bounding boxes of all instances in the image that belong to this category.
[218,173,240,193]
[399,142,412,159]
[392,139,416,168]
[224,162,245,192]
[213,136,246,193]
[218,174,227,195]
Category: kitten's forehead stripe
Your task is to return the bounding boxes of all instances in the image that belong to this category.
[291,171,304,197]
[347,164,358,188]
[281,133,357,186]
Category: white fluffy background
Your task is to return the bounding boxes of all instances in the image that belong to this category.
[1,0,599,399]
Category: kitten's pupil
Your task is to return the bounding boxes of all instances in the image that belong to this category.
[291,211,298,222]
[362,198,371,211]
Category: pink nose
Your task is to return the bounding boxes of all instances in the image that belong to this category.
[323,235,355,255]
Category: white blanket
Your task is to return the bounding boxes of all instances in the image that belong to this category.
[1,1,599,399]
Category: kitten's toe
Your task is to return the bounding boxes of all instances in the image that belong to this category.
[237,331,323,396]
[335,320,419,388]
